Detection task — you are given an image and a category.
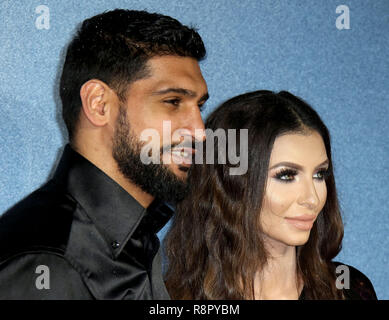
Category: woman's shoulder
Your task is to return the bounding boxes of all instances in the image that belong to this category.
[332,261,378,300]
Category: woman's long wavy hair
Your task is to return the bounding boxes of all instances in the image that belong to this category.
[164,90,344,299]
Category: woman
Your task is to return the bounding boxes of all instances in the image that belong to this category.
[164,90,377,300]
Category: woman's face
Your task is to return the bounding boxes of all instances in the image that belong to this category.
[260,131,329,249]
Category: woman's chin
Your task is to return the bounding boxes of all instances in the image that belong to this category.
[285,232,311,247]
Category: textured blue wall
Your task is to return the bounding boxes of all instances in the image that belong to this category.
[0,0,387,299]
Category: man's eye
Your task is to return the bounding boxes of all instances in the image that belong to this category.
[164,98,181,107]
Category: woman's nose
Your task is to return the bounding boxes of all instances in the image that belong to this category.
[297,179,320,210]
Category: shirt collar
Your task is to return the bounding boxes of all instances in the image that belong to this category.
[53,144,173,259]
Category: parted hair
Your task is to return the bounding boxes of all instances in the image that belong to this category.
[164,90,345,299]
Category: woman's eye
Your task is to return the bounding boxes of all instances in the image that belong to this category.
[314,169,329,180]
[274,169,297,182]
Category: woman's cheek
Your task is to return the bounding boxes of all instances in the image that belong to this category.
[264,182,296,218]
[315,182,327,212]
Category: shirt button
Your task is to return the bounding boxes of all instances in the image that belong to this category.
[111,241,120,249]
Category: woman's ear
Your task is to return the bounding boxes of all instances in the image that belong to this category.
[80,79,113,127]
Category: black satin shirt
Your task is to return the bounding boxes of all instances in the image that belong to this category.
[0,145,173,299]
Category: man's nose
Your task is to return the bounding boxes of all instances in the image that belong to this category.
[186,107,206,142]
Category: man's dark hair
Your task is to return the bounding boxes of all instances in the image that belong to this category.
[60,9,206,140]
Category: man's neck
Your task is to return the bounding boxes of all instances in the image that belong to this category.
[71,141,154,208]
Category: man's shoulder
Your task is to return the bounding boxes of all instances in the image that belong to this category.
[0,251,93,299]
[0,179,77,261]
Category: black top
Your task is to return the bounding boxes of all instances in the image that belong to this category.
[298,262,377,300]
[0,145,173,299]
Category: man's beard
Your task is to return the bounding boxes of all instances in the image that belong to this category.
[112,105,190,203]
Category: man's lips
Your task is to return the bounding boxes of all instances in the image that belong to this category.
[170,147,196,166]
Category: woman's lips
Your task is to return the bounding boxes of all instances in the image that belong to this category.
[285,215,316,231]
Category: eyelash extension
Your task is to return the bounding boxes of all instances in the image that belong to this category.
[273,168,331,183]
[273,168,298,182]
[314,168,331,180]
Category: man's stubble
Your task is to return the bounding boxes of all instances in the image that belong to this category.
[112,104,190,203]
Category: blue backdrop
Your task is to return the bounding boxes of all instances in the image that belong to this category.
[0,0,387,299]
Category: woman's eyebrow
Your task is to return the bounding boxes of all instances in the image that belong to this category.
[269,159,329,171]
[315,159,329,169]
[269,162,303,171]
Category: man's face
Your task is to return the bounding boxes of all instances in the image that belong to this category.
[112,55,208,202]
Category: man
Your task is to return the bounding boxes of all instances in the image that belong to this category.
[0,9,208,299]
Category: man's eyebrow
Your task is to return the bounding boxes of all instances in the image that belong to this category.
[269,159,329,171]
[151,88,197,97]
[151,88,209,101]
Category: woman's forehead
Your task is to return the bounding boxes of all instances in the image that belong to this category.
[269,132,328,169]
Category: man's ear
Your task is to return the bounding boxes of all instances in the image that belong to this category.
[80,80,114,127]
